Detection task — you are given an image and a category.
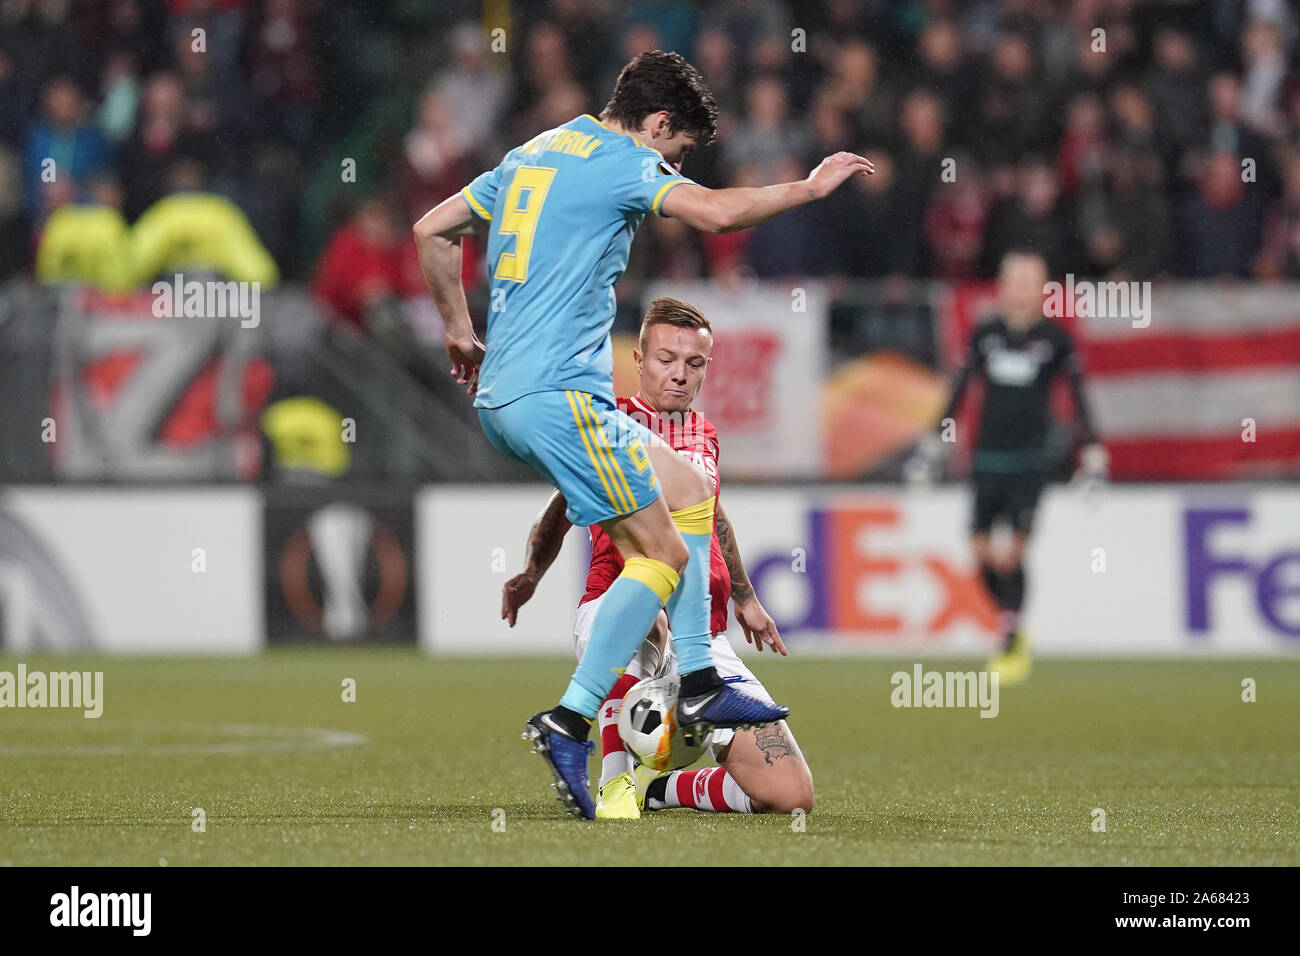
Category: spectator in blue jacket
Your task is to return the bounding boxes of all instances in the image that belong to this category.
[23,76,110,218]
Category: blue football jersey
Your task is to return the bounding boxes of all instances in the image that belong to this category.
[461,114,693,409]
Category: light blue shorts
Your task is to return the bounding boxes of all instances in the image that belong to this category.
[479,389,660,527]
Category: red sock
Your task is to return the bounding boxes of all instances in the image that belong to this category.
[597,673,639,788]
[653,767,754,813]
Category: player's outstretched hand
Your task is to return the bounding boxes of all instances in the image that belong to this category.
[735,596,787,656]
[446,331,486,395]
[804,151,875,200]
[1077,443,1110,482]
[501,570,538,627]
[1074,442,1110,503]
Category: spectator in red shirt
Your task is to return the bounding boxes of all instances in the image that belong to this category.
[311,197,406,331]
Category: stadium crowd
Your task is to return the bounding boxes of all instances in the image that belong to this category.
[3,0,1300,322]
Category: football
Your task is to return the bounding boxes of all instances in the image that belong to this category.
[617,675,707,772]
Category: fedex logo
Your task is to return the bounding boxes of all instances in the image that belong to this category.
[1186,508,1300,638]
[748,506,998,639]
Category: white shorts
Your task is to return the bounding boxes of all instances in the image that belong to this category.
[572,593,776,758]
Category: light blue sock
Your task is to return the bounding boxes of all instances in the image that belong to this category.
[559,575,665,717]
[665,530,714,675]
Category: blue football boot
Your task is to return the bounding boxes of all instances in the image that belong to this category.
[523,710,596,820]
[675,679,789,748]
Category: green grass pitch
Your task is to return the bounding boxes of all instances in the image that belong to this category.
[2,651,1296,866]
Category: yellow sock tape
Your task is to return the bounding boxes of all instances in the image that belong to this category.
[622,556,680,604]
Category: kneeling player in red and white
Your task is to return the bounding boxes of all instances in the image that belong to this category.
[501,298,813,819]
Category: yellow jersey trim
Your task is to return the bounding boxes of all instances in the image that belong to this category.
[583,113,656,154]
[579,393,637,511]
[461,187,492,221]
[651,179,688,216]
[566,391,624,514]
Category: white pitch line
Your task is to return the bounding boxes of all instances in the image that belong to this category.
[0,723,368,756]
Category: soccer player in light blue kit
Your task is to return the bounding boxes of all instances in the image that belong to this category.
[414,51,873,819]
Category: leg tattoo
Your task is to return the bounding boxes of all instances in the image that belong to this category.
[754,723,794,766]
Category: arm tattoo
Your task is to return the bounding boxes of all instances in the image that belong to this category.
[525,494,570,575]
[715,504,754,604]
[754,723,793,765]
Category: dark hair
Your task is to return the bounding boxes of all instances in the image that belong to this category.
[602,50,719,145]
[638,297,713,352]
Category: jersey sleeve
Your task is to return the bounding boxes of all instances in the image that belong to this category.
[938,325,985,427]
[1057,328,1100,445]
[1051,324,1078,371]
[703,418,720,468]
[461,164,502,222]
[613,149,694,217]
[966,324,990,371]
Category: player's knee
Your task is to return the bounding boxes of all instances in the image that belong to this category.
[636,537,688,578]
[656,535,690,575]
[787,779,816,816]
[756,789,815,816]
[752,774,815,816]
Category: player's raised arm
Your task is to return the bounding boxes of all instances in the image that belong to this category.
[413,192,486,393]
[501,490,573,627]
[715,501,786,656]
[659,152,875,235]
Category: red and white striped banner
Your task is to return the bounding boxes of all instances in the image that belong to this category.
[944,282,1300,480]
